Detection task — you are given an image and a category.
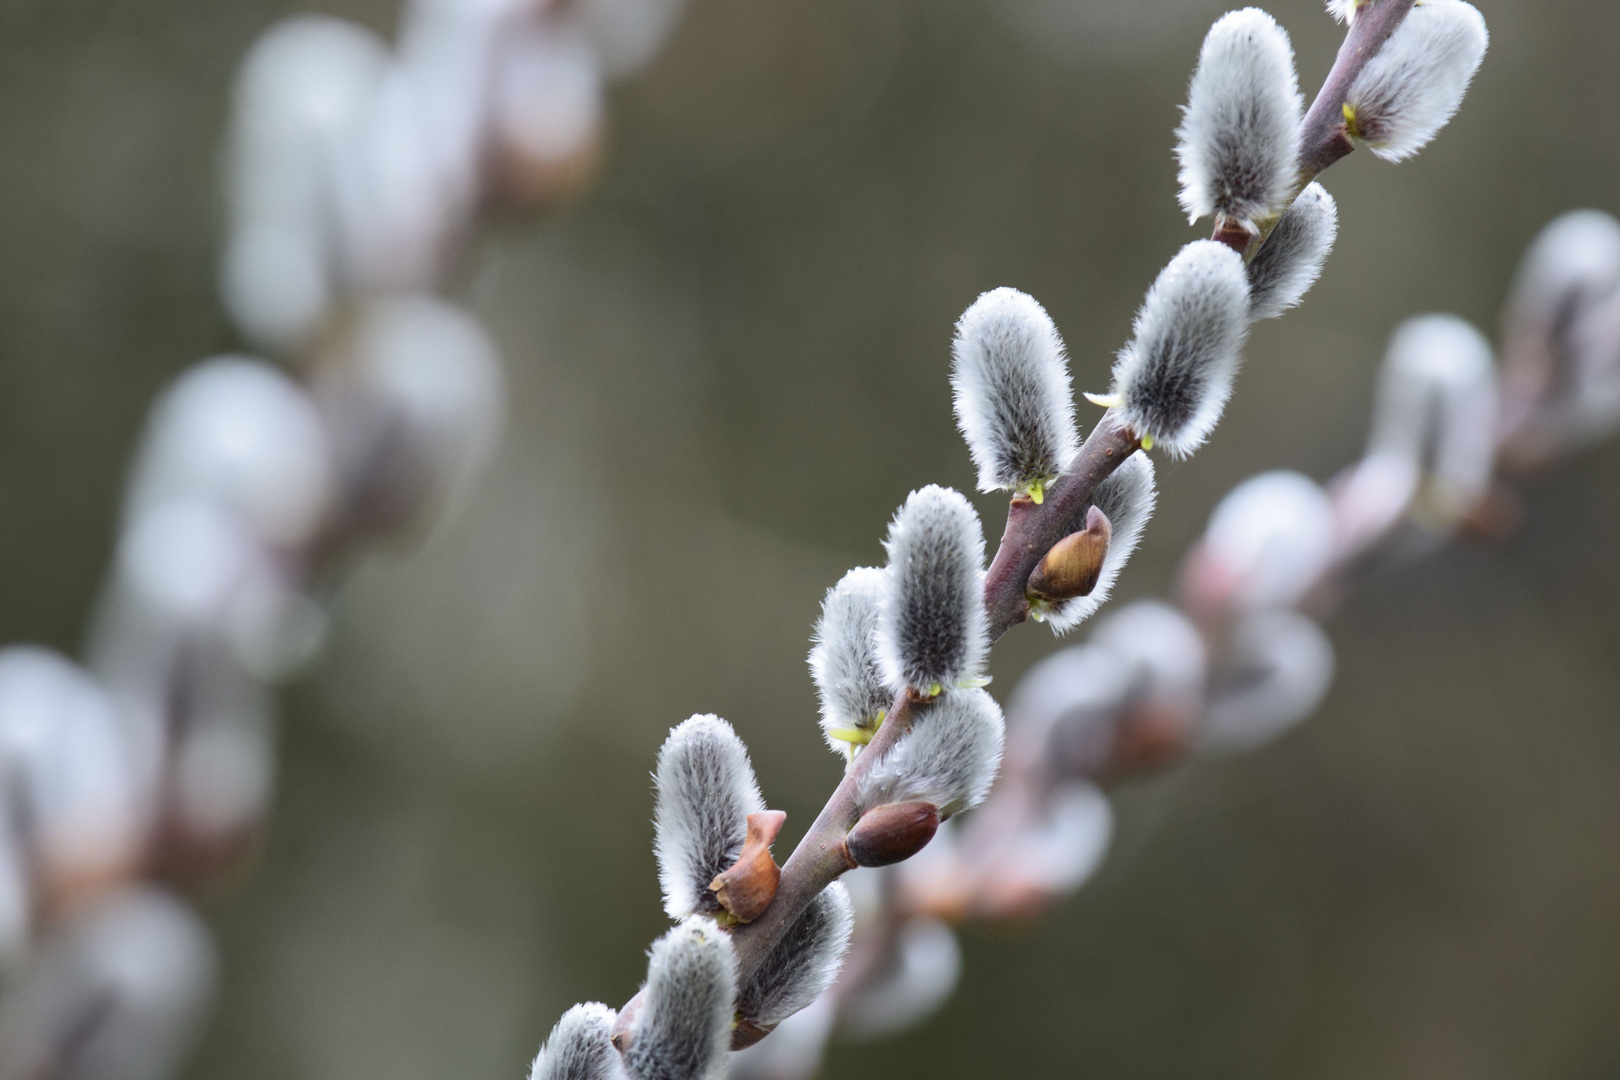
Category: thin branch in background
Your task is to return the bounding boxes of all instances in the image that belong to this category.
[0,0,689,1076]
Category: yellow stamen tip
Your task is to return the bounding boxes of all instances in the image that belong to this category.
[1342,102,1360,140]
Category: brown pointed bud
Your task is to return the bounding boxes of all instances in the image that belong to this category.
[610,989,644,1052]
[1027,506,1111,602]
[708,810,786,923]
[845,801,940,868]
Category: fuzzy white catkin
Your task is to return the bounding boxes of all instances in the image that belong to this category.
[1367,314,1497,517]
[1111,240,1251,457]
[1002,645,1133,784]
[1176,8,1302,227]
[530,1003,625,1080]
[857,688,1004,818]
[950,287,1078,494]
[1499,212,1620,450]
[116,500,265,630]
[1247,183,1338,320]
[809,568,891,753]
[653,716,767,920]
[395,0,526,213]
[1198,609,1335,750]
[1044,450,1157,633]
[168,675,277,844]
[737,882,854,1028]
[125,358,334,550]
[875,486,988,695]
[1331,450,1421,558]
[1343,0,1488,163]
[1202,470,1337,610]
[329,67,456,295]
[622,918,736,1080]
[492,20,604,178]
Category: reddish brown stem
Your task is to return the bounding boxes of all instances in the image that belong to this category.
[724,692,927,984]
[621,6,1427,1034]
[724,413,1142,989]
[1296,0,1416,179]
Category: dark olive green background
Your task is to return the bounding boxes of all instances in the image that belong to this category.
[3,0,1620,1077]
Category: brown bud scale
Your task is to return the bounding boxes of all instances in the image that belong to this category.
[709,810,786,923]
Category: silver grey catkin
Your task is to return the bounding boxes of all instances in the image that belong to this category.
[809,567,891,756]
[1367,313,1497,518]
[856,687,1005,818]
[736,882,854,1029]
[950,287,1078,498]
[653,715,766,920]
[1246,183,1338,321]
[622,918,737,1080]
[875,486,988,696]
[1504,210,1620,353]
[1342,0,1488,162]
[1110,240,1251,457]
[1175,7,1302,229]
[1198,609,1334,751]
[530,1003,625,1080]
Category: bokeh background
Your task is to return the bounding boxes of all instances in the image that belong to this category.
[3,0,1620,1076]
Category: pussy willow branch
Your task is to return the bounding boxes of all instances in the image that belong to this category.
[709,4,1420,1006]
[729,417,1142,986]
